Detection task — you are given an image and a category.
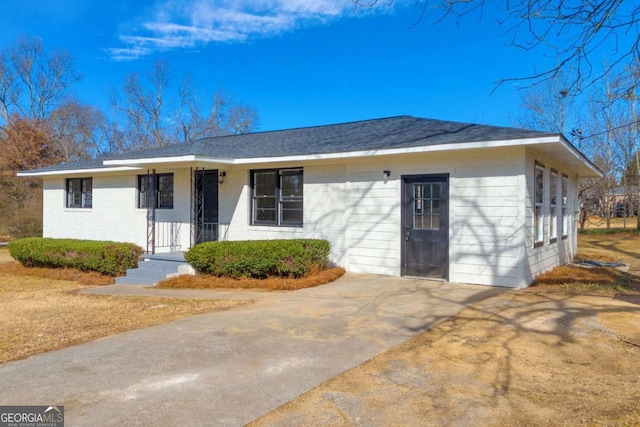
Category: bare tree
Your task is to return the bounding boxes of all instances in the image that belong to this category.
[0,36,81,123]
[110,60,258,152]
[355,1,639,97]
[511,72,580,135]
[109,60,170,149]
[172,75,258,142]
[48,98,109,161]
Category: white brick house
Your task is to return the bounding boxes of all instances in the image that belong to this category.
[20,116,601,287]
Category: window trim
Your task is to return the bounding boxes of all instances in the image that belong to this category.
[250,167,303,227]
[534,161,545,248]
[66,177,92,209]
[137,173,174,209]
[561,173,569,239]
[549,169,558,244]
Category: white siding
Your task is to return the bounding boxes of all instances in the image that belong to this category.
[523,147,577,283]
[341,147,526,286]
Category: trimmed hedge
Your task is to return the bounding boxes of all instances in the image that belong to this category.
[8,238,144,276]
[185,239,331,279]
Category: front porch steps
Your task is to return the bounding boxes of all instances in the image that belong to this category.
[115,252,192,286]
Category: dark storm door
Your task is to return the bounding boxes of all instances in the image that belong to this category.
[195,170,219,244]
[402,175,449,279]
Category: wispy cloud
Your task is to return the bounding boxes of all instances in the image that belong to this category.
[107,0,397,61]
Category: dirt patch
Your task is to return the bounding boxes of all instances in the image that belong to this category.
[251,291,640,426]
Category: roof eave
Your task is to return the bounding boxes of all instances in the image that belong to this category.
[17,166,144,177]
[103,155,236,167]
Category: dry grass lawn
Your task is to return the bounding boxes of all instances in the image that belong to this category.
[0,248,249,363]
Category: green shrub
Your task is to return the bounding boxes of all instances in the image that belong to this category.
[185,239,331,279]
[8,238,144,276]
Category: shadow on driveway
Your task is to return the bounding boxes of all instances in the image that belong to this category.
[0,273,505,426]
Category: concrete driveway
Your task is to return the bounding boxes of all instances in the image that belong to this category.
[0,274,505,426]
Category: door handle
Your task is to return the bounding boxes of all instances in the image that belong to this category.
[405,231,410,241]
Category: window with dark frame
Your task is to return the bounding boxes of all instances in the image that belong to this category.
[137,173,174,209]
[550,169,558,243]
[66,177,92,208]
[534,162,544,247]
[251,168,303,226]
[562,174,569,238]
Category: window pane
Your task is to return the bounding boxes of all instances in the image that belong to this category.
[432,200,440,214]
[256,209,276,222]
[158,175,173,209]
[67,179,80,207]
[562,175,568,237]
[550,206,557,239]
[535,206,543,243]
[414,198,423,214]
[281,170,303,197]
[431,214,440,230]
[414,184,422,200]
[431,183,440,199]
[281,201,303,223]
[255,197,276,223]
[255,172,276,196]
[138,176,149,208]
[414,214,423,229]
[535,166,544,204]
[82,179,92,208]
[550,173,558,205]
[255,199,276,223]
[257,197,276,209]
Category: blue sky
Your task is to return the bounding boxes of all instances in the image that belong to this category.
[0,0,569,131]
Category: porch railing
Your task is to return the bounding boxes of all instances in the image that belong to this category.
[154,221,182,252]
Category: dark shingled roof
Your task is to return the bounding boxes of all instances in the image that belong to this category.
[22,116,558,173]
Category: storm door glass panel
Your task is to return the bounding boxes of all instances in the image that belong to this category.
[254,171,277,223]
[280,169,303,225]
[413,183,441,230]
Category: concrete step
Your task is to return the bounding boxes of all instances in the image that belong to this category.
[124,268,172,282]
[138,260,189,272]
[114,276,158,286]
[117,252,191,286]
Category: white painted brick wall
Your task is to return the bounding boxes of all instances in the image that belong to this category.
[41,146,582,287]
[43,168,192,252]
